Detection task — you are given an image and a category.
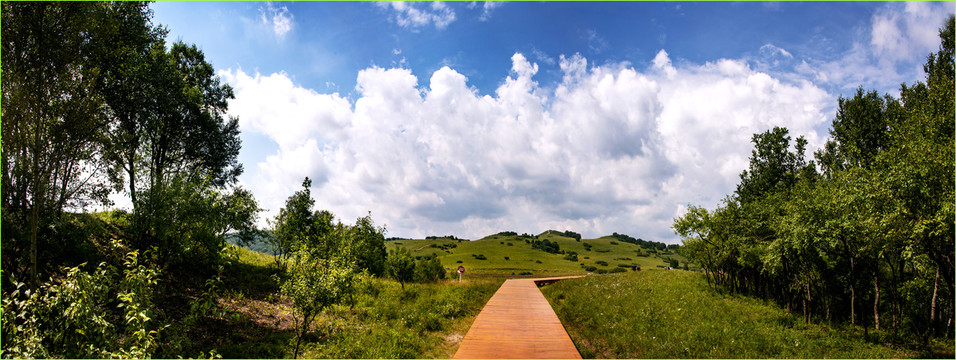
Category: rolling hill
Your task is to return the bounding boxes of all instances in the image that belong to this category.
[384,231,690,277]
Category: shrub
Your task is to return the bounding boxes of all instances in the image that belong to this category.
[610,241,619,245]
[584,266,597,272]
[1,245,162,359]
[609,267,627,273]
[595,269,608,274]
[414,256,446,283]
[504,257,510,261]
[518,271,533,276]
[596,260,609,266]
[387,248,416,289]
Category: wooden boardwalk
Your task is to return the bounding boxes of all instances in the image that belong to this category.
[454,277,582,359]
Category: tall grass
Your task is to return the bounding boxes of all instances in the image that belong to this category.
[540,270,947,358]
[300,277,501,358]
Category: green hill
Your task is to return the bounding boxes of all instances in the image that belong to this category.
[385,231,690,277]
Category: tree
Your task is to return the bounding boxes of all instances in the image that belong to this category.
[272,178,356,358]
[280,231,354,359]
[415,256,446,283]
[350,213,387,276]
[270,178,334,267]
[1,1,156,287]
[386,247,416,290]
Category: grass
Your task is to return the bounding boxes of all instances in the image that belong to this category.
[299,277,501,358]
[539,270,954,358]
[212,245,502,358]
[385,232,687,277]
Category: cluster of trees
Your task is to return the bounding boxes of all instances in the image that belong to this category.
[384,248,446,290]
[544,229,582,240]
[425,235,462,241]
[2,2,261,357]
[675,18,954,339]
[609,232,670,251]
[530,239,562,254]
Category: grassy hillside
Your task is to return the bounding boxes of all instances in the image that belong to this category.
[211,245,502,358]
[386,232,689,277]
[540,270,954,358]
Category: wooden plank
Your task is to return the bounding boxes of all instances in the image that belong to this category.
[454,277,583,359]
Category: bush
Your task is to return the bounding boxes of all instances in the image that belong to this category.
[387,248,416,289]
[584,266,597,272]
[473,254,487,260]
[1,245,162,359]
[531,239,561,254]
[414,256,446,283]
[595,269,608,274]
[504,257,510,261]
[609,267,627,273]
[596,260,608,266]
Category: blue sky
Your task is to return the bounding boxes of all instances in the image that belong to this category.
[149,1,953,243]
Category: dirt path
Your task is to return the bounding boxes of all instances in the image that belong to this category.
[453,277,583,359]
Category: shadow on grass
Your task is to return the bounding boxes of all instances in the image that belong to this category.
[223,260,280,301]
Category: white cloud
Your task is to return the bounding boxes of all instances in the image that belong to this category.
[259,2,293,38]
[377,1,456,30]
[479,1,503,21]
[799,1,953,95]
[224,49,834,243]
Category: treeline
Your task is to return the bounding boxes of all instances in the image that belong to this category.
[674,18,954,339]
[2,2,260,358]
[544,229,582,240]
[608,232,673,251]
[425,235,463,241]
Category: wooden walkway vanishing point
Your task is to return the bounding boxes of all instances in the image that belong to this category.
[454,277,583,359]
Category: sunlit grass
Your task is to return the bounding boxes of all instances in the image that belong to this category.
[540,270,939,358]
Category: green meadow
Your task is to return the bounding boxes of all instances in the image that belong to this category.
[540,270,954,359]
[386,231,689,278]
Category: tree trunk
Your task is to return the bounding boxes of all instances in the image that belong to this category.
[29,195,38,290]
[850,257,856,328]
[806,281,812,324]
[930,268,939,335]
[874,274,880,330]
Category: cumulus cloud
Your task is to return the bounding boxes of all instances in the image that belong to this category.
[259,2,293,37]
[377,1,456,30]
[223,47,834,242]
